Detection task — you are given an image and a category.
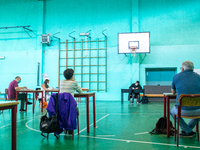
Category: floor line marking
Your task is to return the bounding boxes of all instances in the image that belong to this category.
[75,114,109,135]
[0,116,38,130]
[79,135,200,149]
[135,132,149,135]
[25,114,109,135]
[97,135,115,137]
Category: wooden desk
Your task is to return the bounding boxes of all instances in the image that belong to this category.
[0,101,19,150]
[163,93,176,138]
[74,92,96,133]
[121,89,145,104]
[44,89,59,102]
[16,90,44,113]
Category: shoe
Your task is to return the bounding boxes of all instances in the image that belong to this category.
[19,109,26,112]
[180,131,196,137]
[27,101,32,105]
[137,102,140,104]
[68,130,73,134]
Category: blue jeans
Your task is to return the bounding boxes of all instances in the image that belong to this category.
[170,106,200,133]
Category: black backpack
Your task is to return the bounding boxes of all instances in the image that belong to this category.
[40,93,60,138]
[149,117,174,135]
[140,96,149,104]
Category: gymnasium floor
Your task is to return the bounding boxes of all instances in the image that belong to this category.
[0,99,200,150]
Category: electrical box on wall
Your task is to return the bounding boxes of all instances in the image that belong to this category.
[41,33,51,44]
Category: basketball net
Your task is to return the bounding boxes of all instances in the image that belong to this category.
[130,46,137,57]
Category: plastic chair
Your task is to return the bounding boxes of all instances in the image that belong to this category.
[174,94,200,147]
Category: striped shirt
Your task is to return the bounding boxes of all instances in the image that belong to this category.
[60,80,82,97]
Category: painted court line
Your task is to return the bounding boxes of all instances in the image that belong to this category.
[97,135,115,137]
[79,135,200,149]
[25,114,110,136]
[134,132,149,135]
[0,116,36,129]
[75,114,109,135]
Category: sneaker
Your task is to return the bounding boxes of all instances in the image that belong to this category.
[19,109,26,112]
[137,102,140,104]
[180,131,196,137]
[27,101,32,105]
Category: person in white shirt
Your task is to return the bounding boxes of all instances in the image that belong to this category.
[38,79,51,100]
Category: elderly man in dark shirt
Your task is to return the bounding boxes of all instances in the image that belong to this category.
[8,76,31,111]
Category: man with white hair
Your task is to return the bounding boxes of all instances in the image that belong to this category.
[170,60,200,137]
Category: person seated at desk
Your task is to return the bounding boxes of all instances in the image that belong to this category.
[8,76,32,112]
[38,79,51,101]
[60,69,82,97]
[128,81,142,104]
[60,69,82,134]
[170,61,200,137]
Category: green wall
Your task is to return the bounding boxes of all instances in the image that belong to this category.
[0,0,200,100]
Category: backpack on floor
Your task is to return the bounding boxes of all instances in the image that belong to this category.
[149,117,174,135]
[40,93,60,138]
[140,96,149,104]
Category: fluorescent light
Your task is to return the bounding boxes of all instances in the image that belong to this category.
[0,56,5,59]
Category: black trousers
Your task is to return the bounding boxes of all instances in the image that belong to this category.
[128,93,140,103]
[18,93,27,109]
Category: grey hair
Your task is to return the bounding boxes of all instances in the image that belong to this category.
[182,61,194,71]
[15,76,21,79]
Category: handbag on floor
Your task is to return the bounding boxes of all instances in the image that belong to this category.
[40,93,60,138]
[149,117,174,136]
[140,96,149,104]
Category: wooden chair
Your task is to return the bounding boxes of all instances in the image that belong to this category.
[46,112,79,140]
[3,89,16,112]
[5,89,16,101]
[174,94,200,147]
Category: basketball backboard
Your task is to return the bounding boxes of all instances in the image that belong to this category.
[118,32,150,54]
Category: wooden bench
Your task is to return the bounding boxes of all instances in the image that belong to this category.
[141,85,171,101]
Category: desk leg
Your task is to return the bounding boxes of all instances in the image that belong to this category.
[41,92,43,113]
[167,97,170,138]
[26,93,28,111]
[164,96,166,117]
[121,91,123,104]
[33,92,35,114]
[12,105,17,150]
[86,96,89,133]
[93,94,96,127]
[45,91,47,102]
[16,92,18,112]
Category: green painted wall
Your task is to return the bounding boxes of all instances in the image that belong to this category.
[0,0,200,100]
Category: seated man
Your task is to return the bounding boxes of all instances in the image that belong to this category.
[128,81,142,103]
[8,76,32,112]
[170,61,200,137]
